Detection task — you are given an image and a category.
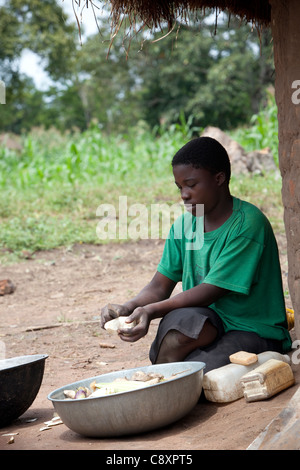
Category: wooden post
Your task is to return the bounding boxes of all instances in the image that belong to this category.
[270,0,300,339]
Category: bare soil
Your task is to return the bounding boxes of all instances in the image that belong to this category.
[0,237,299,450]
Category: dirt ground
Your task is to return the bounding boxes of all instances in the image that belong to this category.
[0,237,299,451]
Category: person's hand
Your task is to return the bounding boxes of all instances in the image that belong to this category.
[118,306,151,343]
[100,303,131,328]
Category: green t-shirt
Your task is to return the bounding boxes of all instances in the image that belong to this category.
[157,196,291,352]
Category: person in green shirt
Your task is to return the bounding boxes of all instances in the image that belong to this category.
[101,137,291,373]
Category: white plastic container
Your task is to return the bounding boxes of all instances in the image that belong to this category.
[241,359,295,402]
[203,351,290,403]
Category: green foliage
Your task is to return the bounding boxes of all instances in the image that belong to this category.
[0,3,281,262]
[0,0,78,132]
[0,123,185,260]
[0,111,283,263]
[230,90,279,164]
[0,124,185,190]
[2,0,77,79]
[129,19,274,131]
[0,2,275,134]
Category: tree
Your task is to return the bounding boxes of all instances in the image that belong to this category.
[0,4,274,134]
[54,14,274,133]
[0,0,78,132]
[135,17,274,130]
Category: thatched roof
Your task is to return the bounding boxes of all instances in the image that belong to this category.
[107,0,271,29]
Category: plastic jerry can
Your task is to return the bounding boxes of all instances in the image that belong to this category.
[240,358,295,402]
[203,351,291,403]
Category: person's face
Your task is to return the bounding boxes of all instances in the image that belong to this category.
[173,164,226,216]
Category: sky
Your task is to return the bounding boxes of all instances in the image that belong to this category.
[60,0,103,36]
[19,0,101,89]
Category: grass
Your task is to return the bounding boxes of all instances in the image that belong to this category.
[0,124,182,262]
[0,101,283,264]
[230,90,279,165]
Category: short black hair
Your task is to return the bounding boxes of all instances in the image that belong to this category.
[172,137,231,183]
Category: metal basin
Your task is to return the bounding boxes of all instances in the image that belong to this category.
[0,354,48,427]
[48,361,205,437]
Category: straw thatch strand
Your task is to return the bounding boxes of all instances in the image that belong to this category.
[108,0,271,29]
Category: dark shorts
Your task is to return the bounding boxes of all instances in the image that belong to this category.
[149,307,283,373]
